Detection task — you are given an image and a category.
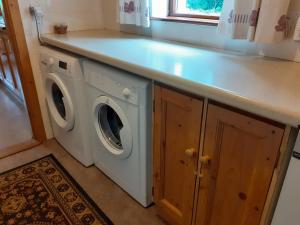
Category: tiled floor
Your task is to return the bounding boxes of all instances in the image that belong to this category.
[0,139,165,225]
[0,82,32,149]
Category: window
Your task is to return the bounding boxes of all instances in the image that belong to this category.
[166,0,224,24]
[151,0,224,24]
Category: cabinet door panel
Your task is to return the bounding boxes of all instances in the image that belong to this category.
[196,104,284,225]
[153,86,203,225]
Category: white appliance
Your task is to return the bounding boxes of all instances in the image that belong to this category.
[40,47,93,167]
[271,133,300,225]
[83,60,152,207]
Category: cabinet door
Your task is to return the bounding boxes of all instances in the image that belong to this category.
[195,104,284,225]
[153,86,203,225]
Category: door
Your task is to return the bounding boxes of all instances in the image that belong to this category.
[45,73,74,131]
[195,104,284,225]
[153,86,203,225]
[93,96,133,159]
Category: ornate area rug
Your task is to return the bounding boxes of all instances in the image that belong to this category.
[0,155,113,225]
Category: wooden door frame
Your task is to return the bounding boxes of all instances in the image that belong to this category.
[0,0,46,155]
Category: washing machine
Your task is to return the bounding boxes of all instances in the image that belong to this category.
[83,60,152,207]
[40,47,93,167]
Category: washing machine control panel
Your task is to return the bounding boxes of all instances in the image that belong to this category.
[83,61,149,106]
[55,59,70,75]
[59,60,68,70]
[42,55,72,77]
[41,49,84,80]
[113,82,137,104]
[87,69,139,105]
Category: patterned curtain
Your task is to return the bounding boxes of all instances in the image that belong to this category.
[218,0,291,43]
[119,0,150,27]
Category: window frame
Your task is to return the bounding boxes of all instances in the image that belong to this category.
[165,0,220,24]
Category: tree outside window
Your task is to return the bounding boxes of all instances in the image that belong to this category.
[171,0,224,18]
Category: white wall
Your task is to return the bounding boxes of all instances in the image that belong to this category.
[18,0,104,138]
[102,0,300,62]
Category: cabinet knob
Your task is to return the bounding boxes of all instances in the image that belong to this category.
[200,155,211,164]
[185,148,196,158]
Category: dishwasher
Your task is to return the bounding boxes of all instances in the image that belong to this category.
[271,133,300,225]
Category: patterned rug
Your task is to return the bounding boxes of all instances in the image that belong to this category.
[0,155,113,225]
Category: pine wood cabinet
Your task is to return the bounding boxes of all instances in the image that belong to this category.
[195,104,284,225]
[153,85,285,225]
[153,86,204,225]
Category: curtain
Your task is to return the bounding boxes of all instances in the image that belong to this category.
[119,0,150,27]
[218,0,291,43]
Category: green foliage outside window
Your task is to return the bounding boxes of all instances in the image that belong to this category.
[186,0,224,13]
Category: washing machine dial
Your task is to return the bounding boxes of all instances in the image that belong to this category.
[47,57,55,67]
[122,88,131,98]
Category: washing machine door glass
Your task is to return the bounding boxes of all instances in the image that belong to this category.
[45,73,75,131]
[52,83,66,119]
[93,96,133,159]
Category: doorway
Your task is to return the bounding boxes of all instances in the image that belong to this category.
[0,0,46,157]
[0,1,32,149]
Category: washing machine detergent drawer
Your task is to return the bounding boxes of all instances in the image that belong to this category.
[83,60,149,106]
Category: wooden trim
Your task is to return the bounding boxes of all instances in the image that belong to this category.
[0,139,40,160]
[151,81,156,199]
[2,0,46,142]
[0,51,6,79]
[192,98,209,225]
[169,12,219,20]
[2,36,18,89]
[151,16,218,26]
[153,85,162,203]
[259,127,297,225]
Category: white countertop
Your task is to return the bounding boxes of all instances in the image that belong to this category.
[42,29,300,127]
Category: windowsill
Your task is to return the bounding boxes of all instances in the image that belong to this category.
[150,16,219,26]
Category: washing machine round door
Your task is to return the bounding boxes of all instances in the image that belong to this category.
[93,96,133,159]
[45,73,75,131]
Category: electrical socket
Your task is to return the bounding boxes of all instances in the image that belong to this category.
[29,6,44,18]
[29,6,35,16]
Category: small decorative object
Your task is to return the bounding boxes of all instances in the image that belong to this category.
[54,23,68,34]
